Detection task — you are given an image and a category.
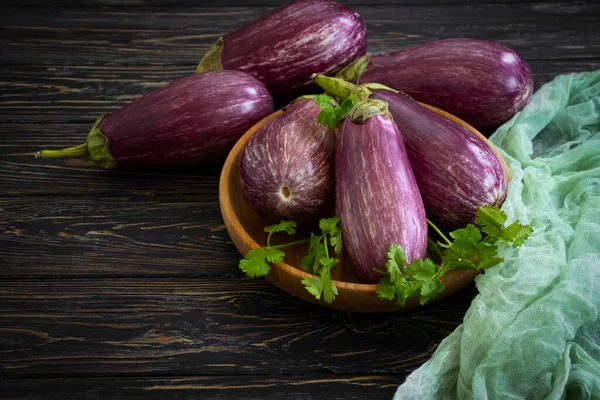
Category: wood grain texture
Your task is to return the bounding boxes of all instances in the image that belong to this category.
[0,279,477,377]
[0,375,401,400]
[1,3,599,66]
[0,196,239,278]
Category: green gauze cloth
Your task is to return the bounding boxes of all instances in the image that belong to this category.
[395,70,600,400]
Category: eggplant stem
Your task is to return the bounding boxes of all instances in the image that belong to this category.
[35,143,89,159]
[427,219,452,246]
[269,239,311,250]
[312,74,357,100]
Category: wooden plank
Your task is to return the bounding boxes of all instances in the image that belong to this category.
[0,375,400,400]
[1,3,598,66]
[0,279,477,377]
[0,196,244,278]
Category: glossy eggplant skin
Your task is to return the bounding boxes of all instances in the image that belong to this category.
[337,110,427,284]
[373,90,508,229]
[356,39,533,128]
[239,99,336,224]
[200,0,367,98]
[99,71,274,168]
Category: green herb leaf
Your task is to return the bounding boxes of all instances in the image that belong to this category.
[501,221,534,247]
[320,216,342,253]
[376,277,396,300]
[319,257,339,271]
[315,96,354,128]
[239,248,271,278]
[264,220,297,235]
[302,277,323,300]
[377,206,533,307]
[300,233,326,273]
[314,94,334,109]
[320,270,338,304]
[404,258,437,281]
[420,276,444,305]
[264,247,285,264]
[475,205,507,238]
[385,244,405,282]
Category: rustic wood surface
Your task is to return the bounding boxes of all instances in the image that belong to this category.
[1,0,598,398]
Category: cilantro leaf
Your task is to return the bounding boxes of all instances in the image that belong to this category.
[385,244,405,282]
[420,277,444,305]
[320,270,338,304]
[315,97,354,128]
[300,233,325,273]
[393,278,412,306]
[314,94,334,109]
[264,220,297,235]
[264,247,285,264]
[376,277,396,300]
[377,207,532,307]
[302,277,323,300]
[404,258,437,281]
[239,248,270,278]
[475,205,507,238]
[319,216,341,235]
[501,221,534,247]
[319,257,339,271]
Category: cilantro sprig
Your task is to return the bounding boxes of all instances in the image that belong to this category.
[299,217,342,303]
[314,94,354,128]
[239,220,307,278]
[376,205,533,306]
[239,217,343,304]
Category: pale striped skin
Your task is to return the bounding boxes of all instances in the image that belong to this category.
[222,0,367,97]
[359,39,533,128]
[337,115,427,284]
[99,71,273,168]
[239,99,336,224]
[373,90,507,229]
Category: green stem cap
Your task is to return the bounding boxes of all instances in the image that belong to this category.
[197,37,224,73]
[335,55,371,84]
[35,115,117,170]
[349,98,392,124]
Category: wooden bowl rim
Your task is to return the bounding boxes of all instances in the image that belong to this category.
[219,102,510,296]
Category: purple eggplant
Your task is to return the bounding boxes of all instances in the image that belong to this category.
[36,71,274,169]
[314,74,508,229]
[373,90,508,229]
[240,97,336,224]
[336,99,427,283]
[337,38,533,128]
[197,0,367,98]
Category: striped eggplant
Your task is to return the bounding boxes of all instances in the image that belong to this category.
[337,38,533,129]
[36,71,274,169]
[314,74,508,229]
[197,0,367,98]
[336,99,427,283]
[240,97,336,224]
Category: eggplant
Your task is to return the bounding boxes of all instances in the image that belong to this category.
[336,99,427,283]
[197,0,367,98]
[314,75,508,229]
[337,38,533,128]
[374,90,508,229]
[36,71,274,169]
[240,97,336,224]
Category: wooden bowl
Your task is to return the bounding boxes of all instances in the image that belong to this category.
[219,104,511,313]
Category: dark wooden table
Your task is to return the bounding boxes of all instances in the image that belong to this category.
[1,1,598,398]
